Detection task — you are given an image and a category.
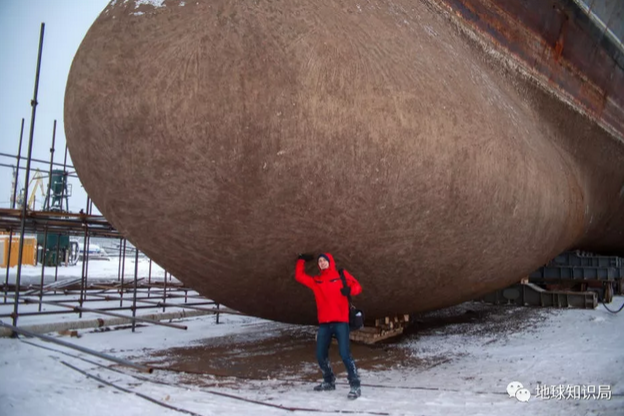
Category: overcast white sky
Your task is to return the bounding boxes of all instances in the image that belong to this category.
[0,0,109,213]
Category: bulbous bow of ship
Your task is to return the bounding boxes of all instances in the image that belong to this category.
[64,0,624,324]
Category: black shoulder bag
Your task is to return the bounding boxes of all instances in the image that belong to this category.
[338,268,364,330]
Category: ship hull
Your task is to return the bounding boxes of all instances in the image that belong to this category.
[64,0,624,323]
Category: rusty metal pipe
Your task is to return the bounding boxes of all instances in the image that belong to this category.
[0,321,152,373]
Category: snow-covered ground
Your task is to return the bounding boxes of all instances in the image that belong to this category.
[1,296,623,416]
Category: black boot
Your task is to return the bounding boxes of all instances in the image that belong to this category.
[313,380,336,391]
[347,385,361,399]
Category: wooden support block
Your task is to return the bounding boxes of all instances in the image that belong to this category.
[58,330,79,338]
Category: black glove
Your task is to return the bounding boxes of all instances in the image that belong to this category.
[340,286,351,297]
[298,253,315,262]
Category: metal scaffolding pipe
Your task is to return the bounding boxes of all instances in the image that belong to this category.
[87,278,145,294]
[139,300,229,314]
[3,231,14,304]
[3,119,21,305]
[15,293,203,305]
[0,302,212,319]
[0,152,75,170]
[84,294,217,311]
[10,283,194,298]
[43,120,57,210]
[0,309,73,318]
[120,238,126,307]
[53,235,61,284]
[43,289,200,301]
[59,144,69,212]
[132,249,139,332]
[0,209,120,238]
[147,258,152,297]
[0,321,152,373]
[11,119,25,209]
[13,22,46,328]
[164,293,206,299]
[79,217,88,319]
[117,237,123,282]
[15,295,188,330]
[0,163,79,178]
[38,226,48,312]
[51,291,208,302]
[162,271,167,313]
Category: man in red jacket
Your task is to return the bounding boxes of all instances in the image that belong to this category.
[295,252,363,399]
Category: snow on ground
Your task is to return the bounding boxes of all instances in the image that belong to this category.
[1,296,623,416]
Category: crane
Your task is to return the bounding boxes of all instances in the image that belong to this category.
[16,169,47,210]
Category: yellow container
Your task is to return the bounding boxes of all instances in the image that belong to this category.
[0,234,37,268]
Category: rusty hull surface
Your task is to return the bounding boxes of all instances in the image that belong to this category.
[64,0,624,324]
[438,0,624,141]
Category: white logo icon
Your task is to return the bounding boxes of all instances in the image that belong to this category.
[507,381,523,398]
[506,382,531,402]
[515,388,531,402]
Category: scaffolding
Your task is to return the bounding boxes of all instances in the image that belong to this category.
[0,108,225,335]
[0,23,231,372]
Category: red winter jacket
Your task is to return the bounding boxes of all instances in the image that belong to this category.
[295,253,362,324]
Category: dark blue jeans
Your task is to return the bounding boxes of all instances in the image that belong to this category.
[316,322,360,387]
